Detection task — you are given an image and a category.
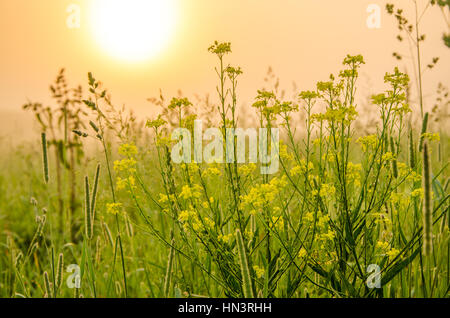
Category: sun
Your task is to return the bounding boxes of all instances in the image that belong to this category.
[90,0,176,62]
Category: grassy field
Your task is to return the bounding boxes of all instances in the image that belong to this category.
[0,38,449,298]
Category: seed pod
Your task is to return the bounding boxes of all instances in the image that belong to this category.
[419,112,429,152]
[41,132,49,184]
[43,271,52,298]
[125,214,134,238]
[37,215,47,237]
[390,137,398,178]
[56,253,64,289]
[84,176,92,240]
[102,221,114,247]
[163,238,175,298]
[236,229,254,298]
[422,141,432,256]
[95,236,102,265]
[90,164,101,226]
[72,130,88,138]
[409,128,415,169]
[89,120,100,133]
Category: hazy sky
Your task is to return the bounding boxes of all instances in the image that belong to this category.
[1,0,449,136]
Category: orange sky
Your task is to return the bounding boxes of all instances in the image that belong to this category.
[0,0,448,138]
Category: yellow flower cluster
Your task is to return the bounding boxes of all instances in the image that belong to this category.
[411,188,423,198]
[218,233,233,244]
[346,162,362,187]
[203,166,222,177]
[118,143,138,158]
[116,175,136,192]
[421,132,440,142]
[238,163,256,176]
[290,160,314,177]
[269,215,285,232]
[376,241,400,259]
[107,203,123,215]
[114,158,137,174]
[253,266,265,279]
[319,183,336,198]
[297,248,307,259]
[397,163,421,182]
[180,184,203,200]
[279,142,294,162]
[240,177,287,214]
[382,152,395,162]
[357,134,377,151]
[178,206,214,233]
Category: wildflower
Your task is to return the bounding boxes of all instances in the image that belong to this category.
[386,248,400,259]
[319,183,336,198]
[346,162,362,187]
[411,188,423,198]
[118,143,138,157]
[168,97,192,110]
[321,230,335,241]
[180,184,202,200]
[226,66,242,77]
[253,266,265,279]
[421,132,440,142]
[146,115,167,129]
[158,193,169,204]
[382,152,395,162]
[114,158,137,174]
[384,67,409,90]
[270,215,285,232]
[376,241,390,253]
[238,163,256,176]
[204,167,222,177]
[290,160,314,177]
[297,248,307,259]
[192,219,204,232]
[218,233,233,244]
[299,90,320,100]
[357,134,377,151]
[204,217,215,228]
[208,41,232,56]
[106,203,123,215]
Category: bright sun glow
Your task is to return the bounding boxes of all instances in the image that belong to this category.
[90,0,176,62]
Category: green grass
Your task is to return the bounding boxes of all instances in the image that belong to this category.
[0,42,448,299]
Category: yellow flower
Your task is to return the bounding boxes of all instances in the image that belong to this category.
[118,143,138,157]
[178,210,191,223]
[180,184,202,200]
[238,163,256,176]
[386,248,400,259]
[382,152,395,162]
[270,215,284,232]
[114,158,137,173]
[357,134,377,151]
[421,132,440,142]
[318,214,330,228]
[319,183,336,197]
[218,233,233,244]
[321,230,335,241]
[204,167,222,177]
[411,188,423,198]
[253,266,265,279]
[346,162,362,187]
[204,217,215,228]
[376,241,390,253]
[279,142,293,161]
[106,203,123,215]
[297,248,307,259]
[158,193,169,204]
